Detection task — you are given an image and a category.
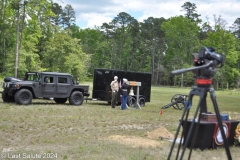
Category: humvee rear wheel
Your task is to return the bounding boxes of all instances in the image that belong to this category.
[54,98,67,104]
[15,89,33,105]
[2,89,15,102]
[69,91,83,105]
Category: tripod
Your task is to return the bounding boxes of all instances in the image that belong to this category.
[167,81,232,160]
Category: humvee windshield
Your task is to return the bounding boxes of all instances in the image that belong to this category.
[24,72,41,81]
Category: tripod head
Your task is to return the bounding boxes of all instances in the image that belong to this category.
[171,47,225,87]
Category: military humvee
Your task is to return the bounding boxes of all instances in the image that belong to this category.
[1,72,90,105]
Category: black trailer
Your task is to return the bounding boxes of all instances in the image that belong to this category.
[92,68,152,107]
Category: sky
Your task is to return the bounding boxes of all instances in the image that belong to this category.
[53,0,240,29]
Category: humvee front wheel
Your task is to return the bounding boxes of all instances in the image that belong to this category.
[54,98,67,104]
[15,89,33,105]
[69,91,83,105]
[2,89,15,102]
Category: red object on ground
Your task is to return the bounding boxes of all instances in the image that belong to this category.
[159,110,163,115]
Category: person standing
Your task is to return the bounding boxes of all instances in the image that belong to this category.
[110,76,119,108]
[121,78,129,110]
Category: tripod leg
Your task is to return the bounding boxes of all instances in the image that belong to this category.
[179,87,207,159]
[167,103,189,160]
[180,99,201,159]
[176,109,190,159]
[210,89,232,160]
[168,87,199,160]
[187,91,207,159]
[188,114,201,160]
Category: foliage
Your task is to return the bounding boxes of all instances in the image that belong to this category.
[231,18,240,39]
[161,16,200,64]
[181,1,202,24]
[201,26,240,88]
[41,29,90,79]
[0,1,239,88]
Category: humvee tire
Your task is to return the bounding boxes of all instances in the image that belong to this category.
[2,89,15,102]
[14,89,33,105]
[69,91,83,105]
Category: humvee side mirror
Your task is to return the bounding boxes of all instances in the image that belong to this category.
[76,81,79,85]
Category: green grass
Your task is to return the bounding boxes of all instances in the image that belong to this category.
[0,82,240,160]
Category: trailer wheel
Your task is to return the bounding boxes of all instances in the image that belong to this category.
[54,98,67,104]
[69,91,83,105]
[139,97,145,107]
[2,90,15,102]
[127,96,136,108]
[14,89,33,105]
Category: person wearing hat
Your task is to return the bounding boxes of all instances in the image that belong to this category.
[121,78,129,110]
[110,76,119,108]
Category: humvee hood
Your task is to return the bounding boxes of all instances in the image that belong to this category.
[4,76,22,82]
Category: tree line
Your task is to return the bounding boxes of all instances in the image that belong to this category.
[0,1,240,89]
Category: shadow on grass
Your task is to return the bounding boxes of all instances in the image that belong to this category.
[0,98,113,106]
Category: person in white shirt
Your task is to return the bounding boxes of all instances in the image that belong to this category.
[110,76,119,108]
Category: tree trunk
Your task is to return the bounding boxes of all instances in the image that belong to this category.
[155,62,158,85]
[0,0,5,72]
[19,1,27,49]
[2,38,5,72]
[15,6,20,78]
[151,39,155,83]
[181,73,183,87]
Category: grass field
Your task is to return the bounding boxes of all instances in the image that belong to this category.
[0,82,240,160]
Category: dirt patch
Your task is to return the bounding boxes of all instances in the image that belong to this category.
[104,126,174,148]
[147,126,174,140]
[107,135,163,148]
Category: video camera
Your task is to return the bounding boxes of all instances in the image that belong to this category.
[171,47,225,79]
[193,47,224,67]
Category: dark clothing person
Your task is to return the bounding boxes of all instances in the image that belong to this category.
[121,79,129,110]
